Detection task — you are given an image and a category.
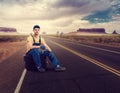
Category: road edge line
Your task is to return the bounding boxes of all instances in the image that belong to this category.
[47,36,120,54]
[14,69,27,93]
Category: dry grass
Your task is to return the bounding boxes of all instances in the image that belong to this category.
[0,34,27,62]
[0,34,27,42]
[54,34,120,47]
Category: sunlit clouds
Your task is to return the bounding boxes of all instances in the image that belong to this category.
[0,0,120,34]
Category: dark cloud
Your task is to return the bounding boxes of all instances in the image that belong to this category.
[52,0,90,8]
[0,0,40,5]
[0,0,119,23]
[111,0,120,16]
[82,0,120,23]
[82,8,112,23]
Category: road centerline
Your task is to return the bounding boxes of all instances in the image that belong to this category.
[50,40,120,77]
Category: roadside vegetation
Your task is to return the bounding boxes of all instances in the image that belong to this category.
[0,34,27,62]
[0,34,27,42]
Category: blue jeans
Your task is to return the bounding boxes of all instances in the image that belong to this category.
[26,48,60,68]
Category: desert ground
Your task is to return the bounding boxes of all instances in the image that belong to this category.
[0,34,27,62]
[0,41,26,62]
[0,34,120,63]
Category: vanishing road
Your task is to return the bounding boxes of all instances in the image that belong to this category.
[0,36,120,93]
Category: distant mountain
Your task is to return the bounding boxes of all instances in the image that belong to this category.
[0,27,17,33]
[112,30,118,34]
[77,28,106,34]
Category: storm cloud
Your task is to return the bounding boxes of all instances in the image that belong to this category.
[0,0,120,33]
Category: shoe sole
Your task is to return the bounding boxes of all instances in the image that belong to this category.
[55,68,66,71]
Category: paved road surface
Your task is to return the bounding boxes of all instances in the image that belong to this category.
[0,36,120,93]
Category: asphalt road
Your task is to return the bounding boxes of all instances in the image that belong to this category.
[0,36,120,93]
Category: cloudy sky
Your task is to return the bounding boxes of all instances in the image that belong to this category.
[0,0,120,34]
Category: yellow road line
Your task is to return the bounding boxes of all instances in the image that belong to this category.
[50,41,120,77]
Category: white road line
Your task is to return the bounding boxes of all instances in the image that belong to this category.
[14,69,27,93]
[46,36,120,54]
[60,39,120,55]
[76,42,120,54]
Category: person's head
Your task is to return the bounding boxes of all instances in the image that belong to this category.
[33,25,40,36]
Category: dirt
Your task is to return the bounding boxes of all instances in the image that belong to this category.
[0,41,26,62]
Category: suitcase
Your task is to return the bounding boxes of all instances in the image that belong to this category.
[24,54,47,71]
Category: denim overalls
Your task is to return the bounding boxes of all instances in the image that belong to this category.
[26,35,60,68]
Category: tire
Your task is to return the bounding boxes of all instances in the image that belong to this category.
[24,55,47,71]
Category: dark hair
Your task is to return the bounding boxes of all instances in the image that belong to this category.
[33,25,40,29]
